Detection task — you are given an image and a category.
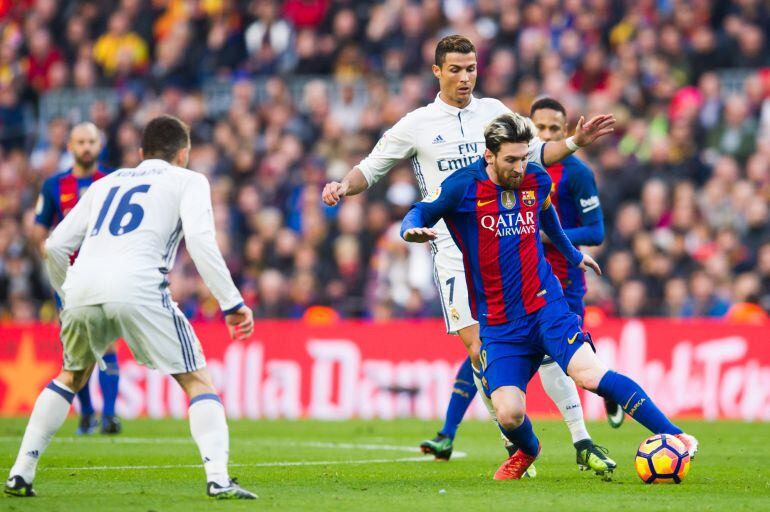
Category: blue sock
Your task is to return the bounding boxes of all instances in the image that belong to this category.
[499,416,539,457]
[77,383,94,416]
[439,357,477,440]
[99,353,120,417]
[597,371,682,435]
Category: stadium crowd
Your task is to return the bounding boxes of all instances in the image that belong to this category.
[0,0,769,323]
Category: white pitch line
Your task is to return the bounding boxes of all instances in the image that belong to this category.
[45,455,463,472]
[0,438,466,472]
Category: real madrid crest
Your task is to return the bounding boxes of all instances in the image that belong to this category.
[501,190,516,209]
[450,307,460,322]
[521,189,536,207]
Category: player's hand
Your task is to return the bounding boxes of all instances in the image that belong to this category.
[322,181,349,206]
[225,305,254,341]
[402,227,438,243]
[578,252,602,275]
[572,114,616,147]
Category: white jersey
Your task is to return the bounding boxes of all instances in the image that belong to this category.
[45,159,243,312]
[357,94,546,249]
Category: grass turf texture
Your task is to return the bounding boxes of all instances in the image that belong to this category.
[1,418,768,511]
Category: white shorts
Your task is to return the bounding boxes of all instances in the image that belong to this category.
[60,299,206,375]
[432,243,478,334]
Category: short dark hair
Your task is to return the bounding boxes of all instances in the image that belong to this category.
[484,113,534,154]
[530,97,567,118]
[141,115,190,162]
[435,35,476,67]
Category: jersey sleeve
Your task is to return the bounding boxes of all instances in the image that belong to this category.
[568,160,603,225]
[401,174,469,238]
[43,187,92,298]
[357,114,417,187]
[180,174,244,312]
[34,179,58,228]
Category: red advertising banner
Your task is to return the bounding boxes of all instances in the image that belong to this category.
[0,319,768,420]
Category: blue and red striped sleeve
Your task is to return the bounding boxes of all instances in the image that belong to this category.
[400,172,472,238]
[34,176,59,228]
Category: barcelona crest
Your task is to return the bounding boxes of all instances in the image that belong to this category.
[521,189,536,207]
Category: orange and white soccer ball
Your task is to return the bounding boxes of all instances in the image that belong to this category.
[635,434,691,484]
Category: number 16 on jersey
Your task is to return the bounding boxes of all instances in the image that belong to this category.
[91,185,151,237]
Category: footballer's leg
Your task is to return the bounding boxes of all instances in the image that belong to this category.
[420,357,476,460]
[538,358,614,476]
[6,368,94,497]
[421,252,495,458]
[6,306,102,497]
[172,369,255,499]
[484,345,541,480]
[74,380,97,435]
[565,343,698,459]
[490,385,540,480]
[116,301,257,499]
[99,343,121,434]
[538,300,617,478]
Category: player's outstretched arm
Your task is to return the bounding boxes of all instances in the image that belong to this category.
[321,167,369,206]
[323,117,417,206]
[180,174,247,320]
[402,226,438,243]
[541,114,616,166]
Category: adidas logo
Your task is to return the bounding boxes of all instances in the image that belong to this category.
[26,450,39,459]
[432,135,445,144]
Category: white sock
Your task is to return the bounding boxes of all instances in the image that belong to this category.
[471,364,497,421]
[539,362,591,444]
[189,395,230,487]
[9,381,74,483]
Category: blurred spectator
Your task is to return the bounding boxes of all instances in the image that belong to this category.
[0,1,768,322]
[92,10,149,77]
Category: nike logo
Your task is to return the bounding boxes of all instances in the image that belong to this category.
[477,199,495,207]
[623,392,637,410]
[60,193,76,202]
[567,332,580,344]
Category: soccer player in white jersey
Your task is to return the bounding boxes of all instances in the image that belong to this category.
[322,35,615,468]
[5,116,257,500]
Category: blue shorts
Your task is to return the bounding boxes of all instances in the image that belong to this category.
[542,292,584,365]
[481,298,587,394]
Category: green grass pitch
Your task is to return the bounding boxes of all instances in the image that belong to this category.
[1,418,768,511]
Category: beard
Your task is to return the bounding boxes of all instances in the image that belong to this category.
[74,152,97,168]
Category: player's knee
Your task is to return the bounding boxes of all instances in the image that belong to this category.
[570,368,602,392]
[57,369,92,392]
[495,402,526,430]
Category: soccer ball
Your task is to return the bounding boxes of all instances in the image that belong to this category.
[635,434,690,484]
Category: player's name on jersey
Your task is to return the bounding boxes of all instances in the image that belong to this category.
[114,168,166,177]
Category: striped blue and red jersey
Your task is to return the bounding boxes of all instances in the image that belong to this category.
[401,158,583,339]
[543,155,604,302]
[34,166,111,228]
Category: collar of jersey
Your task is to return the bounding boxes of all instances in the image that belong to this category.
[433,93,479,115]
[138,159,171,168]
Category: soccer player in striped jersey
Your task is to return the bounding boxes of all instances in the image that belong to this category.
[400,112,698,480]
[530,97,625,431]
[31,122,122,436]
[322,35,615,463]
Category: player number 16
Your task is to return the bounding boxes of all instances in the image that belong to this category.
[91,184,151,237]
